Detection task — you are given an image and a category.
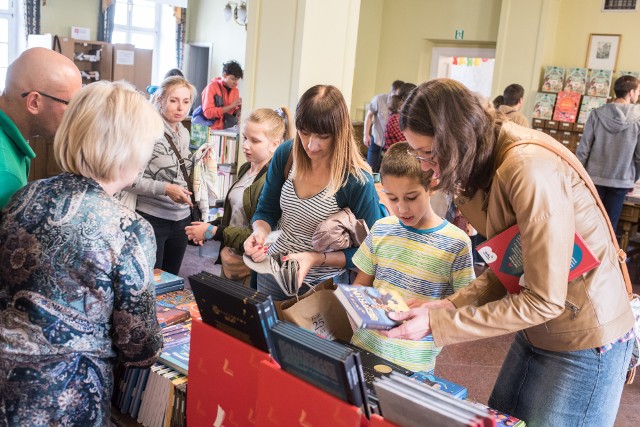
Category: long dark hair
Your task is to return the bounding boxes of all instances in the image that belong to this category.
[399,79,496,198]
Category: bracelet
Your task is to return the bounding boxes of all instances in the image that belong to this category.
[204,224,214,240]
[320,252,327,266]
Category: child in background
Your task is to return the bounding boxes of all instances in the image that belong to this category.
[350,142,475,374]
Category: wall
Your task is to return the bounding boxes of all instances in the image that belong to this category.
[186,0,247,87]
[40,0,98,40]
[351,0,502,120]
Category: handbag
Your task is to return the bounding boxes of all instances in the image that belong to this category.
[499,139,640,384]
[243,253,300,297]
[220,247,251,282]
[191,105,217,127]
[278,280,354,342]
[164,132,202,223]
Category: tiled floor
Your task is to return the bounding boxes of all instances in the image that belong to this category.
[179,244,640,426]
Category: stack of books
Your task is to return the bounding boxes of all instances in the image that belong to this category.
[374,373,495,426]
[189,271,278,353]
[153,269,185,295]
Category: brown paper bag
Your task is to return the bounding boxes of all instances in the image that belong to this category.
[278,280,354,342]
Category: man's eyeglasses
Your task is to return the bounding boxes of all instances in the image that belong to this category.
[407,149,437,166]
[21,91,70,106]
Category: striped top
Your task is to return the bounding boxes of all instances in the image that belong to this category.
[268,173,345,285]
[351,216,475,373]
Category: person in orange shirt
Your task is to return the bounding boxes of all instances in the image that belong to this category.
[200,60,243,130]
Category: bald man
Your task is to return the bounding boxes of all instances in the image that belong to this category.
[0,47,81,208]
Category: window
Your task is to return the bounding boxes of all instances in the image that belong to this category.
[113,0,177,84]
[0,0,17,91]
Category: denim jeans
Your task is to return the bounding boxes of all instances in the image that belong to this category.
[366,136,383,173]
[489,331,632,427]
[596,185,629,231]
[138,211,191,275]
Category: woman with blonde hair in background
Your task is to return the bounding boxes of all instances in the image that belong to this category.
[244,85,383,300]
[185,107,293,284]
[0,81,164,426]
[127,75,197,275]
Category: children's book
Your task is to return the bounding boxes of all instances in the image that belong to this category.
[617,70,640,80]
[156,289,201,320]
[532,93,557,120]
[334,285,409,330]
[469,401,527,427]
[552,91,582,123]
[153,268,185,293]
[541,66,564,93]
[409,371,468,400]
[586,69,613,97]
[577,96,607,125]
[477,224,600,294]
[563,67,588,94]
[156,305,190,328]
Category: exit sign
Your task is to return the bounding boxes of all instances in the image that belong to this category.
[454,29,464,40]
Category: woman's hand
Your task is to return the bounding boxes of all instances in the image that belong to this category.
[165,183,192,205]
[282,251,323,286]
[185,222,213,246]
[244,229,270,262]
[381,305,432,341]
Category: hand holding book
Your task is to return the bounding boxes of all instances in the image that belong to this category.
[383,299,454,341]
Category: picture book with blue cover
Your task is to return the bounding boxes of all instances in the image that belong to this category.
[334,285,409,330]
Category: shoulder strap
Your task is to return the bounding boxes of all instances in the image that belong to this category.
[499,139,632,297]
[165,132,197,206]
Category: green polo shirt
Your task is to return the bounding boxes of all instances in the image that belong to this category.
[0,109,35,208]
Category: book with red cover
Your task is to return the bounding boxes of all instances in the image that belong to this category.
[156,305,190,328]
[552,91,582,123]
[477,224,600,294]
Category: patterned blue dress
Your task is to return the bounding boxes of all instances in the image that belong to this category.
[0,173,163,426]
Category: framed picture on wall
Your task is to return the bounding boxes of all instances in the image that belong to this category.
[585,34,621,70]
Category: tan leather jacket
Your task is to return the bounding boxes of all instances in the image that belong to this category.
[431,122,634,351]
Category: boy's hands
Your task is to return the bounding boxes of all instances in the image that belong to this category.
[382,299,455,341]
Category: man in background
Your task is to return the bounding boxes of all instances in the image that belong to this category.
[201,60,243,130]
[576,74,640,230]
[364,80,404,172]
[0,47,82,208]
[497,83,529,128]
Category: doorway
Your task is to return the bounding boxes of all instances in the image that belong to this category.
[430,47,496,99]
[185,43,212,109]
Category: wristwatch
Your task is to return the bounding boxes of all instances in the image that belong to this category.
[204,224,215,240]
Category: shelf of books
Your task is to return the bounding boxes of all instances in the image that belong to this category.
[532,67,640,154]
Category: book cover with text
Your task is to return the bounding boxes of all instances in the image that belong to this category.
[532,93,557,120]
[563,67,588,94]
[577,96,607,125]
[552,91,582,123]
[334,285,409,330]
[586,69,613,97]
[477,224,600,294]
[541,66,564,93]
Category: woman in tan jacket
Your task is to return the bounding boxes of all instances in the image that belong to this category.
[387,78,634,427]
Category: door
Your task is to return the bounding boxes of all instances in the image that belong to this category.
[185,43,211,110]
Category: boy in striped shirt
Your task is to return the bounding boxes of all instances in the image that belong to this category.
[351,142,475,373]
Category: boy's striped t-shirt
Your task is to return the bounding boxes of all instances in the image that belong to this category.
[351,216,474,373]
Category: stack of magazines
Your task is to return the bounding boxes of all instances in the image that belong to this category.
[374,373,494,427]
[189,271,278,353]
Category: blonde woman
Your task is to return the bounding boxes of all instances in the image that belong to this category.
[244,85,383,300]
[185,107,292,283]
[127,76,197,275]
[0,81,164,426]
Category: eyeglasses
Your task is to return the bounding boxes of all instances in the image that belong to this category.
[21,91,70,106]
[407,148,437,166]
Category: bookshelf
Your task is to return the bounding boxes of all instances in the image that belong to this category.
[210,130,239,201]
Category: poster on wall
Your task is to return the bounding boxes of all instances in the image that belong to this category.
[446,57,495,99]
[585,34,621,70]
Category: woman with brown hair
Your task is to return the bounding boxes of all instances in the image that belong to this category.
[387,78,634,426]
[243,85,382,300]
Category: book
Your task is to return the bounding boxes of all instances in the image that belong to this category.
[552,91,581,123]
[532,93,557,120]
[477,224,600,294]
[541,66,564,93]
[563,67,588,94]
[156,305,190,328]
[156,289,201,320]
[374,373,494,427]
[409,371,468,400]
[268,321,370,417]
[577,96,607,124]
[469,401,526,427]
[617,70,640,80]
[334,285,409,330]
[153,269,185,293]
[159,341,190,375]
[586,69,613,97]
[189,271,278,353]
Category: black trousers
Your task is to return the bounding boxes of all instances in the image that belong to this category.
[138,211,191,275]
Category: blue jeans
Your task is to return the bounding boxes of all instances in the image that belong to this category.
[366,136,383,173]
[489,331,632,427]
[596,185,629,231]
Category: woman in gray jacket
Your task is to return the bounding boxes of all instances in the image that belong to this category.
[127,76,197,274]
